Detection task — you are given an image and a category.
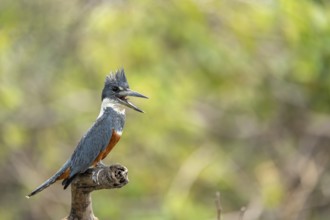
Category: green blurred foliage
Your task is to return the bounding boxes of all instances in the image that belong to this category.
[1,0,330,219]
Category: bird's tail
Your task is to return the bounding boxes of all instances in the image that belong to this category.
[26,160,70,198]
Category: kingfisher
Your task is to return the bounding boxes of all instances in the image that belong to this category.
[27,69,147,198]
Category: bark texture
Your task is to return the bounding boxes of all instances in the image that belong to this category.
[62,164,129,220]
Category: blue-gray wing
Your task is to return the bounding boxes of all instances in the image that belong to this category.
[69,114,112,177]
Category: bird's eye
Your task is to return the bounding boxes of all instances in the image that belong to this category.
[112,86,120,92]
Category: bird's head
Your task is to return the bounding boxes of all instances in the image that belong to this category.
[101,69,148,113]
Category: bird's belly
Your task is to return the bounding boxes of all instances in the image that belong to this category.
[92,130,121,166]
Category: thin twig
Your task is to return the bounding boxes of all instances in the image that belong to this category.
[215,191,222,220]
[239,206,247,220]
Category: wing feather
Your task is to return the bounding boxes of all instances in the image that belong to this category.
[69,113,112,177]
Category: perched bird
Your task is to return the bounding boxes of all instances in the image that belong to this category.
[27,69,147,198]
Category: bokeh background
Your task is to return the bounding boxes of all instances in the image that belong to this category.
[1,0,330,219]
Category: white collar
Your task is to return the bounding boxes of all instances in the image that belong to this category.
[97,98,125,118]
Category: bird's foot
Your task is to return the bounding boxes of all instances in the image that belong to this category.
[95,161,107,168]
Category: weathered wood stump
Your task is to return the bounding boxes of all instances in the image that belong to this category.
[62,164,129,220]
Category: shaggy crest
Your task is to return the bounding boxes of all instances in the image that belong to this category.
[105,68,129,88]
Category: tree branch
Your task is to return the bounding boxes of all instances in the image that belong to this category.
[62,164,129,220]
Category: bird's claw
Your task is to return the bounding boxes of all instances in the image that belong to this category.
[95,161,107,168]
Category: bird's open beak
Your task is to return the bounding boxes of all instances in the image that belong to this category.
[117,89,148,113]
